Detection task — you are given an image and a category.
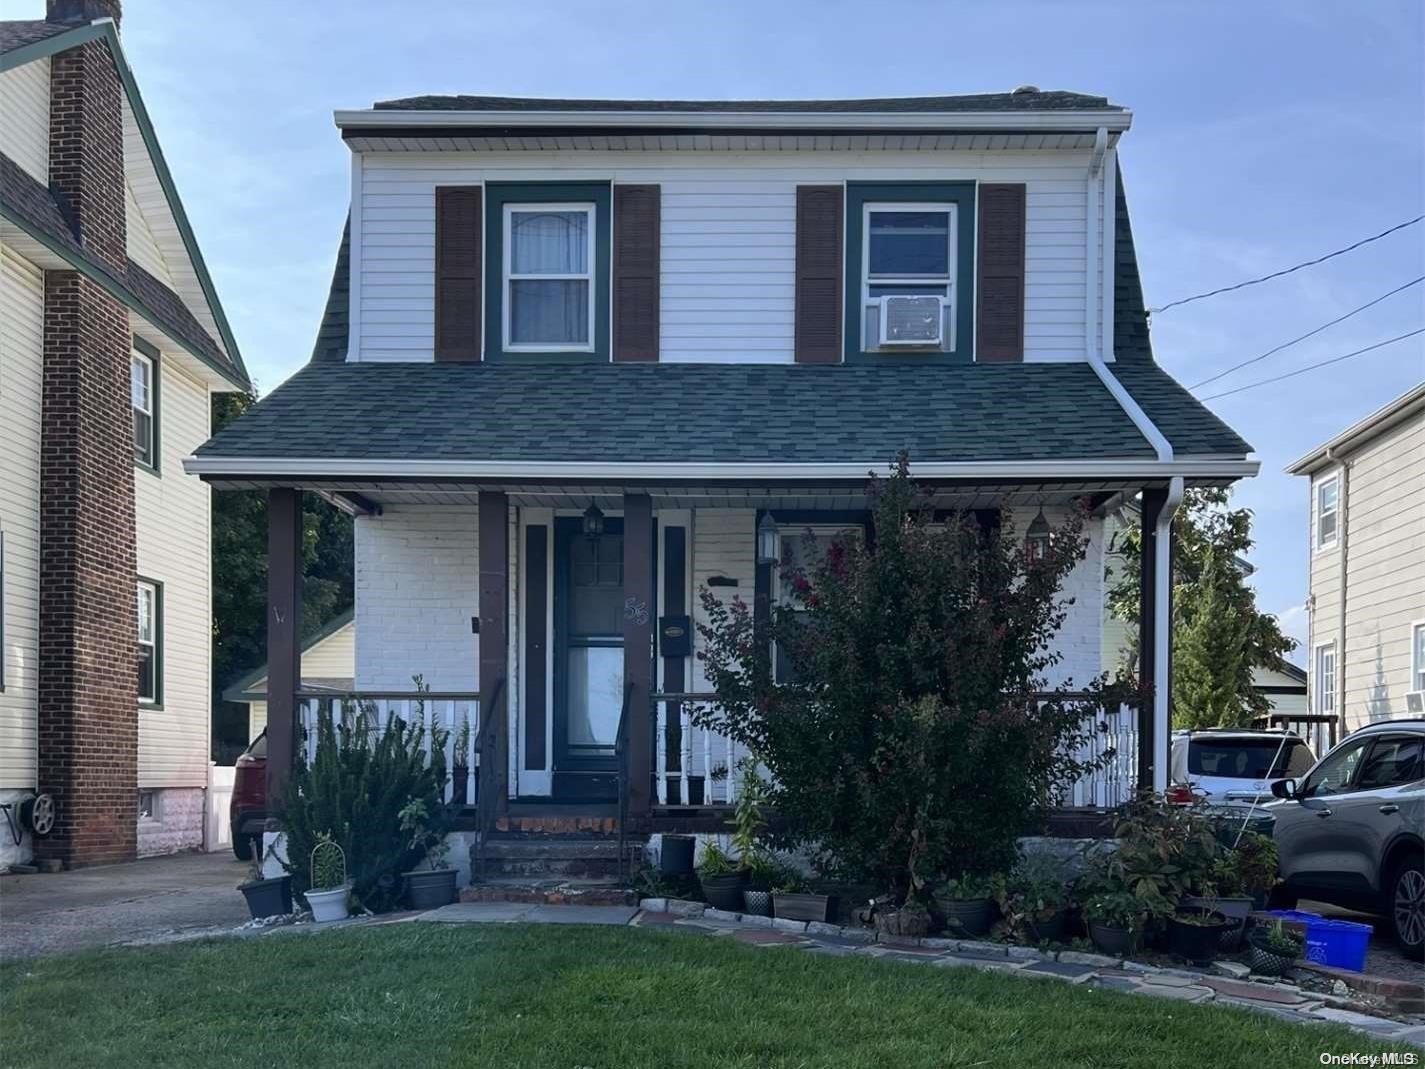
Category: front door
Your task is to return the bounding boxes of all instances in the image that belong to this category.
[552,517,623,799]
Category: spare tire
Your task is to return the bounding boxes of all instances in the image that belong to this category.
[20,793,56,837]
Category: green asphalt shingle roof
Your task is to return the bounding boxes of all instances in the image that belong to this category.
[196,168,1250,469]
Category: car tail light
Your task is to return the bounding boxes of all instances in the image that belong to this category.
[1166,784,1199,805]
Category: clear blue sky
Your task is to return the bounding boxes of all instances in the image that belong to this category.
[28,0,1424,660]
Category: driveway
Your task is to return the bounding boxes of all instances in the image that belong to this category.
[0,851,250,961]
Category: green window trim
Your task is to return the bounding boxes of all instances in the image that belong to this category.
[132,335,161,476]
[483,182,612,364]
[843,181,977,364]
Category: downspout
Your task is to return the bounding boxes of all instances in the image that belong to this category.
[1328,447,1351,743]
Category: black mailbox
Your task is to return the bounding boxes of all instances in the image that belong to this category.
[659,614,692,658]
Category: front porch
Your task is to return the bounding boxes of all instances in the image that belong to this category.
[260,475,1182,840]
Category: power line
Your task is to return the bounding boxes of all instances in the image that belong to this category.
[1188,276,1425,390]
[1149,216,1424,315]
[1196,329,1423,402]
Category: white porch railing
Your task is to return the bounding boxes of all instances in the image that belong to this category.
[296,691,481,806]
[1055,699,1140,809]
[652,693,752,807]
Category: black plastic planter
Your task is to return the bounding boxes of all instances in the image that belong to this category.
[940,897,995,937]
[239,875,292,920]
[660,835,695,876]
[699,871,748,911]
[404,868,459,910]
[1168,908,1233,964]
[1088,920,1140,957]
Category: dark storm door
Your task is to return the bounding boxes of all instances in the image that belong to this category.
[552,516,623,797]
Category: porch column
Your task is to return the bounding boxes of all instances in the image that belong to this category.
[266,488,303,809]
[1137,480,1183,793]
[478,492,509,820]
[623,493,654,816]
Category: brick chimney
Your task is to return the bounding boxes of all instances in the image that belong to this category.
[34,0,138,868]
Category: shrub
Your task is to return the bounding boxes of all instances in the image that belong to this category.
[694,455,1129,903]
[281,687,449,913]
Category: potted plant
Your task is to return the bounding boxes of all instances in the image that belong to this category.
[1247,919,1305,976]
[996,854,1070,944]
[1224,831,1280,910]
[873,897,932,938]
[450,718,472,806]
[399,798,459,909]
[1167,898,1234,965]
[697,839,748,911]
[770,868,835,923]
[730,760,772,916]
[237,839,293,921]
[934,873,999,937]
[1078,890,1147,956]
[305,833,351,923]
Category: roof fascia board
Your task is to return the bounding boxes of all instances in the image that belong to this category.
[1286,384,1425,475]
[0,200,247,388]
[334,108,1133,133]
[184,456,1259,480]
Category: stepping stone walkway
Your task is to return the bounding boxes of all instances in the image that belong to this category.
[403,897,1423,1046]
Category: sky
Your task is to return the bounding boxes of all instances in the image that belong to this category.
[16,0,1422,661]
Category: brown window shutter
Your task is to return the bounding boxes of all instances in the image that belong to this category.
[975,183,1026,363]
[434,186,482,362]
[613,184,660,362]
[794,185,843,364]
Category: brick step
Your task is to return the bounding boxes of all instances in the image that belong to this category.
[495,814,620,836]
[460,878,638,907]
[474,837,642,879]
[481,839,627,860]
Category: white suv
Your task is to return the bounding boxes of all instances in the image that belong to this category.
[1169,729,1316,808]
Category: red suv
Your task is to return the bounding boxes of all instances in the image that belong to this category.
[230,730,267,860]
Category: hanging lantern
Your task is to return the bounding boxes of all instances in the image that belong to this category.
[581,501,605,542]
[756,512,780,565]
[1024,507,1051,563]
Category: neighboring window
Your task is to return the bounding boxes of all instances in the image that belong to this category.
[860,204,957,351]
[137,790,158,821]
[131,350,155,468]
[1314,642,1336,715]
[1300,735,1369,798]
[502,204,595,351]
[1315,475,1339,549]
[137,579,162,705]
[1355,736,1424,791]
[1412,622,1425,692]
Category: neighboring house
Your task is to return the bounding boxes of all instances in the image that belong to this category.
[0,1,250,868]
[187,90,1256,828]
[223,612,355,743]
[1100,507,1309,723]
[1288,383,1425,735]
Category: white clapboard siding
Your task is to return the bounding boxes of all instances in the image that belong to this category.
[0,242,44,790]
[126,180,174,286]
[0,58,49,183]
[135,355,213,789]
[355,150,1098,363]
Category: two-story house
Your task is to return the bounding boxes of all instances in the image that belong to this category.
[0,0,250,867]
[1289,383,1425,736]
[189,91,1255,851]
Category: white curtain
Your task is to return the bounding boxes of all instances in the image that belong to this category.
[510,210,590,343]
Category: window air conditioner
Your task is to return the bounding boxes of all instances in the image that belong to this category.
[878,295,944,346]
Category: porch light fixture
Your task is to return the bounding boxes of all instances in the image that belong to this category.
[581,501,605,542]
[756,513,780,565]
[1024,506,1051,563]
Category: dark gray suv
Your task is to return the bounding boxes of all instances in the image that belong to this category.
[1267,719,1424,954]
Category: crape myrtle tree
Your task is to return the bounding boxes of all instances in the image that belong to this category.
[694,456,1129,904]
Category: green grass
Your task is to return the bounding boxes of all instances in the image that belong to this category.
[1,924,1417,1068]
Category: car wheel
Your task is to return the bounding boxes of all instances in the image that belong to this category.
[1387,854,1425,958]
[232,830,254,861]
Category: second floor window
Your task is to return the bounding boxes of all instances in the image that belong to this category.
[1314,641,1336,715]
[137,579,161,705]
[1315,475,1339,549]
[861,204,957,351]
[1413,622,1425,693]
[503,204,594,351]
[131,351,155,468]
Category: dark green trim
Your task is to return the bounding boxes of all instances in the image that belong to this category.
[1,20,249,389]
[220,608,354,703]
[131,335,161,475]
[484,182,611,364]
[137,575,164,709]
[842,181,977,364]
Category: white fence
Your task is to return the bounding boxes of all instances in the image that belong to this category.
[1055,701,1140,809]
[206,764,235,852]
[296,692,481,805]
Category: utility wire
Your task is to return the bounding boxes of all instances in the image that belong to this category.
[1197,329,1423,402]
[1188,276,1425,390]
[1149,216,1423,315]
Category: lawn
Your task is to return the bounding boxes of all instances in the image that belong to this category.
[1,923,1417,1068]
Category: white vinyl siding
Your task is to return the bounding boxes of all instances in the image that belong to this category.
[354,150,1100,363]
[0,241,44,789]
[134,355,213,788]
[0,58,49,184]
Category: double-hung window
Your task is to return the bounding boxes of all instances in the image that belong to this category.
[1315,475,1339,549]
[503,204,595,351]
[137,579,161,705]
[861,203,957,350]
[1314,641,1336,716]
[131,350,155,468]
[1412,621,1425,693]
